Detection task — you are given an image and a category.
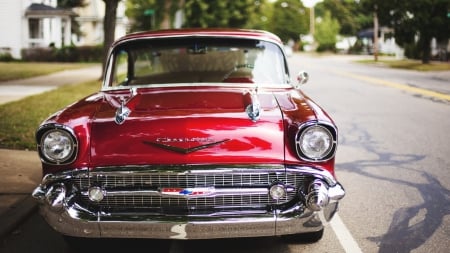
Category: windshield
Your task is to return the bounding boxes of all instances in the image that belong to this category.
[106,37,289,88]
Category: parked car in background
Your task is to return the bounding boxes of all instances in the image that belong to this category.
[32,28,345,243]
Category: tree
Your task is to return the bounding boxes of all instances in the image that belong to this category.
[57,0,85,8]
[126,0,154,31]
[361,0,450,63]
[315,0,369,36]
[245,0,273,31]
[126,0,268,31]
[314,11,340,52]
[269,0,309,43]
[183,0,261,28]
[102,0,121,74]
[126,0,183,31]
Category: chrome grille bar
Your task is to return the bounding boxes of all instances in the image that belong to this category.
[74,172,302,188]
[80,194,278,209]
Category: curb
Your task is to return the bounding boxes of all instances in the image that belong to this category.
[0,196,38,239]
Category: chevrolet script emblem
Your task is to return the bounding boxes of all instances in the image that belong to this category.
[143,138,230,154]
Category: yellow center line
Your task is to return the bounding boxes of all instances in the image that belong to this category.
[333,70,450,102]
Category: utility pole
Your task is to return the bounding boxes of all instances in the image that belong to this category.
[310,5,315,36]
[373,4,379,61]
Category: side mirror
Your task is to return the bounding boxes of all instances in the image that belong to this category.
[296,71,309,87]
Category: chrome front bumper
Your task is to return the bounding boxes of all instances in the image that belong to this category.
[32,165,345,239]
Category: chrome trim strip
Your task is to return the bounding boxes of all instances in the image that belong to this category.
[80,187,270,199]
[116,33,282,46]
[90,164,286,174]
[285,166,338,186]
[102,83,294,92]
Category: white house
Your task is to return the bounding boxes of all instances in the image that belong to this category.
[0,0,127,59]
[0,0,73,59]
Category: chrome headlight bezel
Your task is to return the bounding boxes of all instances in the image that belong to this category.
[295,121,337,162]
[36,124,78,165]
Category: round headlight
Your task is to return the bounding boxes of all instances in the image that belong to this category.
[296,124,335,161]
[40,128,76,164]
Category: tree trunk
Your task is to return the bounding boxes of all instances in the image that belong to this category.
[420,31,432,64]
[101,0,120,78]
[160,0,172,29]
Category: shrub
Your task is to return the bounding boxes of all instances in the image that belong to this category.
[21,47,56,62]
[0,52,14,62]
[404,43,420,60]
[348,39,364,54]
[55,45,78,62]
[76,45,103,62]
[21,45,103,62]
[316,43,336,53]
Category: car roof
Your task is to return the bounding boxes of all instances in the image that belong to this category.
[112,28,283,47]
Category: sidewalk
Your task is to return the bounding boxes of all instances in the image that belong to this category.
[0,149,41,239]
[0,65,101,239]
[0,65,102,105]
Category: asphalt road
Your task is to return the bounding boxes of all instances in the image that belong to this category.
[1,54,449,253]
[290,54,450,253]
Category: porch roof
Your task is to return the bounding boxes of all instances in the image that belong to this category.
[25,3,76,17]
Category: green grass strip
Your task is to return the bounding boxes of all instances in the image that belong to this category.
[0,80,100,150]
[357,59,450,71]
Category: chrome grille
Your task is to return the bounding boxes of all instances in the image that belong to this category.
[70,167,308,215]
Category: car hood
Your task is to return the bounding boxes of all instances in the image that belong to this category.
[89,87,294,167]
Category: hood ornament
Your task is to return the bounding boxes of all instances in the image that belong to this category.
[115,101,131,125]
[114,88,137,125]
[246,87,261,122]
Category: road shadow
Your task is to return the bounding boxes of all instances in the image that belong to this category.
[337,123,450,253]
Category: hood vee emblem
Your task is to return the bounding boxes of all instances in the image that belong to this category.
[143,139,230,154]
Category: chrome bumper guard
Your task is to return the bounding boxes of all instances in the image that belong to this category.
[32,166,345,239]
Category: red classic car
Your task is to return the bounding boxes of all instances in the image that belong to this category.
[32,28,344,242]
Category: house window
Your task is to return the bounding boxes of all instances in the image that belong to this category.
[29,18,43,39]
